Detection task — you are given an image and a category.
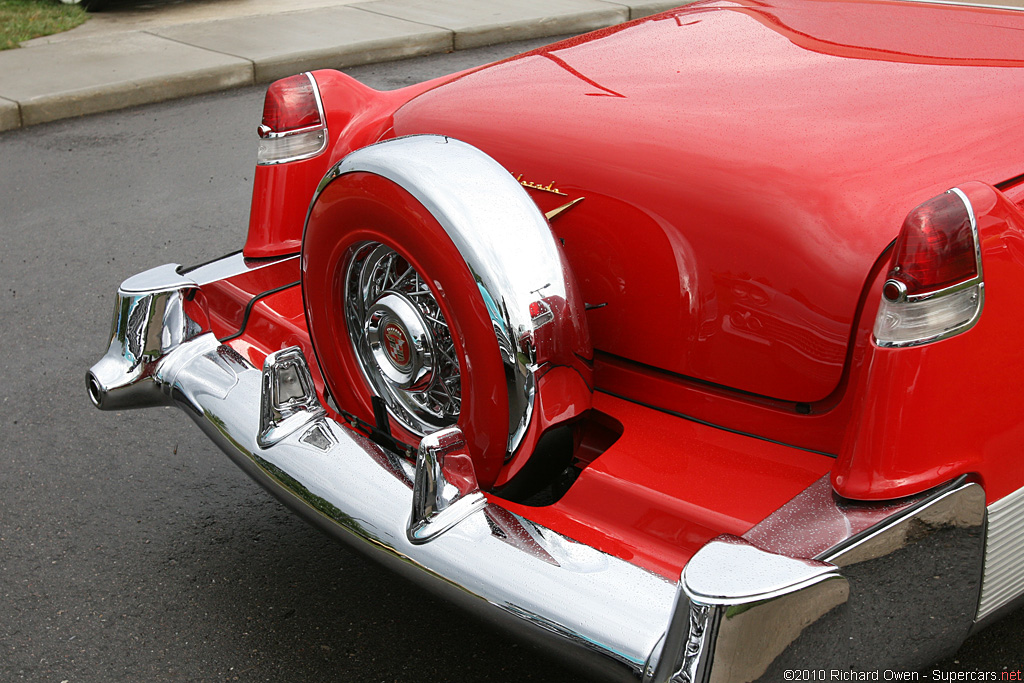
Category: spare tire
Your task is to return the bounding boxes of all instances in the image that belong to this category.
[302,135,591,488]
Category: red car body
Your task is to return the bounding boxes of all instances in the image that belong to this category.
[89,0,1024,679]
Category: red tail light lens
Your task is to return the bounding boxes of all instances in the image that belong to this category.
[529,299,554,328]
[886,191,978,298]
[256,73,327,165]
[874,188,983,348]
[261,74,323,134]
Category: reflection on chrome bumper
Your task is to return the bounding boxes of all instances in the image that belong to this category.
[89,259,992,682]
[87,263,676,682]
[656,480,986,681]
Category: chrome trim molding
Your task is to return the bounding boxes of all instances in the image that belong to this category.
[183,252,299,287]
[308,135,592,457]
[882,278,908,303]
[978,484,1024,620]
[898,0,1024,10]
[258,123,324,141]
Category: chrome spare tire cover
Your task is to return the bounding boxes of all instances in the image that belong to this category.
[305,134,592,465]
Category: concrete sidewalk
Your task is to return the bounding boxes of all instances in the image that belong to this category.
[0,0,678,132]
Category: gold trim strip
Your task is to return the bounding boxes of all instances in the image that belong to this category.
[545,197,585,222]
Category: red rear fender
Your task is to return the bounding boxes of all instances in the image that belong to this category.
[834,182,1024,502]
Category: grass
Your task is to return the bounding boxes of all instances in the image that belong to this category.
[0,0,88,50]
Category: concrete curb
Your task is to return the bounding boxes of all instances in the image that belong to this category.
[351,0,629,50]
[0,0,682,133]
[150,7,454,83]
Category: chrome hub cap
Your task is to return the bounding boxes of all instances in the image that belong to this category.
[345,243,462,435]
[365,293,434,390]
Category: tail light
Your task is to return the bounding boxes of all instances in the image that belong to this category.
[874,188,983,347]
[529,299,554,328]
[256,73,327,165]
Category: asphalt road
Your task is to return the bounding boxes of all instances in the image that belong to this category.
[1,37,1022,682]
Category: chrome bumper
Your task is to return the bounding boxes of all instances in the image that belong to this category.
[88,260,990,682]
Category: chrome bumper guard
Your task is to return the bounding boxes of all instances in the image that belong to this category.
[88,261,989,682]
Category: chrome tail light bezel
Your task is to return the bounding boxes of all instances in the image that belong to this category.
[873,187,984,348]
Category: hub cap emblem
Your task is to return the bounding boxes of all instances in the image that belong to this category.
[384,321,411,368]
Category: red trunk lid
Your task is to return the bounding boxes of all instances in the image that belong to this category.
[392,0,1024,401]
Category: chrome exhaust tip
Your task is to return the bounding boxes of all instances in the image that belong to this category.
[86,263,201,412]
[85,371,104,409]
[85,351,167,411]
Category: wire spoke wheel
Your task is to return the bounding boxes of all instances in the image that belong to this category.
[344,241,462,435]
